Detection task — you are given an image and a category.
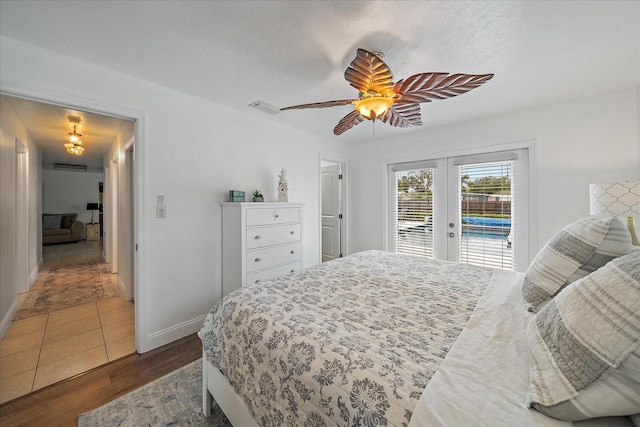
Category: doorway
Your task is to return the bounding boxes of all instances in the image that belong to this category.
[0,93,138,402]
[320,159,346,262]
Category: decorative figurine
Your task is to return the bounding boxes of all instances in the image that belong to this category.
[278,169,288,202]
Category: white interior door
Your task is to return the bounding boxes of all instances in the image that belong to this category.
[106,157,118,273]
[118,143,134,301]
[15,139,28,293]
[321,163,342,262]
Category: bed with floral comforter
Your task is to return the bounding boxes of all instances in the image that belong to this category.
[199,250,496,426]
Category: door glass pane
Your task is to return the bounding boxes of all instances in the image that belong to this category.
[458,162,513,270]
[395,168,434,258]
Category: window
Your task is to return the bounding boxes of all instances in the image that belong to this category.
[389,148,529,271]
[457,161,513,270]
[394,167,435,258]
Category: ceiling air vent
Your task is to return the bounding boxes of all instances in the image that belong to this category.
[249,100,281,115]
[53,163,87,171]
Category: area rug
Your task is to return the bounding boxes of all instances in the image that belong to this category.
[78,359,232,426]
[14,262,119,320]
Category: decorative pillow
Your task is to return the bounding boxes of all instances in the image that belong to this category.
[42,214,62,230]
[521,216,631,312]
[60,213,78,229]
[527,251,640,421]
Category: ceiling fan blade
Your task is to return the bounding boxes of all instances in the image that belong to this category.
[281,99,356,110]
[333,110,365,135]
[344,49,394,96]
[394,73,493,104]
[381,103,423,128]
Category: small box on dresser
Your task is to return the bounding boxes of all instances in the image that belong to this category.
[221,202,303,297]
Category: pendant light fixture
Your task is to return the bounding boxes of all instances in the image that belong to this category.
[64,125,84,156]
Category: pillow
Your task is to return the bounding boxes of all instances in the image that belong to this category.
[631,414,640,427]
[42,214,62,230]
[527,251,640,421]
[60,213,78,229]
[521,216,631,312]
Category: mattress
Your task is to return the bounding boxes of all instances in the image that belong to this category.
[200,250,500,426]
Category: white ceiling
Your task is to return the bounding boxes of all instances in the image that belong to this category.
[1,1,638,161]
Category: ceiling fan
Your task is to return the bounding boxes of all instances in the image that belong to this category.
[281,48,493,135]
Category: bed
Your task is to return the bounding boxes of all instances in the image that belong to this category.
[199,233,639,426]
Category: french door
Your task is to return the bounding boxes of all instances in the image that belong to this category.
[388,149,529,271]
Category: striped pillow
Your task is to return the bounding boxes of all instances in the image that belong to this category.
[521,216,631,312]
[527,252,640,421]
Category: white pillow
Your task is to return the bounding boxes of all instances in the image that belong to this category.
[521,216,631,312]
[527,252,640,421]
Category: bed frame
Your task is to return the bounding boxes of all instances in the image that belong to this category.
[202,350,259,426]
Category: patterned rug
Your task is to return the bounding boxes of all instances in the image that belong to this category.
[78,359,232,426]
[14,262,119,320]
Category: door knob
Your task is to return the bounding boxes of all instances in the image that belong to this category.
[449,232,455,238]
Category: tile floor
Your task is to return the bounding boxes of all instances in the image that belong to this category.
[41,238,104,267]
[0,240,135,404]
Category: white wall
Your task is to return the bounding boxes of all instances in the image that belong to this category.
[42,169,104,233]
[0,95,42,339]
[0,36,349,351]
[348,88,640,266]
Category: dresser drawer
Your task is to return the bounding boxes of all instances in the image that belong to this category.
[246,207,301,226]
[246,242,301,273]
[246,224,301,249]
[246,261,301,285]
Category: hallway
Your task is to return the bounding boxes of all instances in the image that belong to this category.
[0,241,135,404]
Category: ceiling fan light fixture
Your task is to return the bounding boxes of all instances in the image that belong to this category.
[355,96,394,120]
[281,48,493,135]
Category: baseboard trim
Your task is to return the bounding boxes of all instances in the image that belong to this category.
[142,315,206,353]
[0,299,19,341]
[27,260,41,290]
[117,276,127,300]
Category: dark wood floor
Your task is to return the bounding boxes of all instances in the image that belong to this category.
[0,333,202,427]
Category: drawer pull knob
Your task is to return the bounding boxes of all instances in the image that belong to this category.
[255,280,260,283]
[290,269,295,273]
[275,214,279,218]
[255,257,262,262]
[254,235,261,239]
[290,250,295,254]
[290,231,295,234]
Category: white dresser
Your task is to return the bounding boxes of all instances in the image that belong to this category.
[221,202,303,297]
